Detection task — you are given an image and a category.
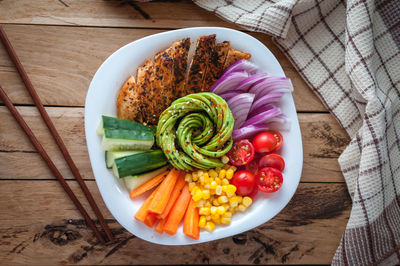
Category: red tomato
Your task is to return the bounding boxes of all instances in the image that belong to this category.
[256,167,283,193]
[269,130,283,152]
[252,132,278,153]
[231,170,256,196]
[259,153,285,171]
[248,185,259,198]
[245,159,259,176]
[227,139,255,166]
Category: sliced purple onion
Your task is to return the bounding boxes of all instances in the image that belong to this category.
[241,107,281,128]
[210,71,248,94]
[248,103,276,118]
[227,93,255,130]
[232,124,271,140]
[248,77,293,100]
[222,59,259,76]
[235,73,269,92]
[249,92,284,114]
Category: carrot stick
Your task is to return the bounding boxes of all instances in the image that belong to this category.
[154,218,166,234]
[158,172,186,219]
[148,168,180,215]
[183,199,200,240]
[163,184,191,235]
[135,186,160,222]
[144,213,158,228]
[130,170,169,199]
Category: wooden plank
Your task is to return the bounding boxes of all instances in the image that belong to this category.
[0,107,349,182]
[0,0,236,29]
[0,24,326,112]
[0,180,351,265]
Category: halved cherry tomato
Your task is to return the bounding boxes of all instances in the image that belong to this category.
[259,153,285,172]
[231,170,256,196]
[227,139,255,166]
[256,167,283,193]
[244,153,260,175]
[269,130,283,152]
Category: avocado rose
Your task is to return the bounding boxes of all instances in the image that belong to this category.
[156,92,234,171]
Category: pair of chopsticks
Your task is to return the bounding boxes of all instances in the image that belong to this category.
[0,26,113,244]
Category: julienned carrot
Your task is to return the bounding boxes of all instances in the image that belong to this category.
[154,218,166,234]
[144,213,158,228]
[158,172,186,219]
[183,199,200,240]
[163,184,191,236]
[148,168,180,215]
[130,170,169,199]
[135,186,160,222]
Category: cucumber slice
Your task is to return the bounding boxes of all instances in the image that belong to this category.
[123,166,169,192]
[101,128,154,151]
[105,151,144,168]
[113,150,167,178]
[97,115,156,135]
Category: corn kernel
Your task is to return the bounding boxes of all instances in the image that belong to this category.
[229,166,237,172]
[205,222,216,232]
[229,196,239,208]
[221,217,231,224]
[226,169,234,180]
[222,178,230,185]
[215,167,222,173]
[211,213,220,221]
[199,174,205,184]
[192,174,198,181]
[226,184,237,194]
[209,181,218,190]
[206,215,211,221]
[237,196,243,203]
[223,212,233,218]
[221,155,230,164]
[188,182,196,191]
[199,216,206,228]
[210,206,218,215]
[193,190,203,201]
[199,207,211,216]
[198,170,204,176]
[215,177,222,185]
[215,185,223,195]
[192,171,198,178]
[218,196,228,204]
[238,204,247,212]
[205,201,212,207]
[243,196,253,207]
[195,200,206,207]
[219,169,226,179]
[217,206,226,215]
[204,184,210,189]
[202,190,210,200]
[223,164,230,170]
[223,204,230,211]
[185,173,192,182]
[208,169,218,178]
[212,199,220,206]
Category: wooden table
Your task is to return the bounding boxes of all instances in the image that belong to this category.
[0,1,351,264]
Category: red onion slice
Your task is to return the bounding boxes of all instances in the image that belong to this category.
[241,107,281,128]
[210,71,249,94]
[222,59,259,76]
[227,93,255,130]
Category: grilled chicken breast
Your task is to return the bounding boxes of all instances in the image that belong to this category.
[150,46,175,124]
[116,75,139,121]
[172,38,190,98]
[223,48,251,69]
[202,41,230,91]
[186,35,216,94]
[136,60,154,123]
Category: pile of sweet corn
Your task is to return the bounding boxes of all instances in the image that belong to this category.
[186,156,253,232]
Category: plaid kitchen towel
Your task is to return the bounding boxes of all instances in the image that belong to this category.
[193,0,400,265]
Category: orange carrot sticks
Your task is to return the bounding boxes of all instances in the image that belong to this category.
[148,168,180,215]
[135,186,160,222]
[130,170,169,199]
[158,172,186,219]
[183,199,200,240]
[163,184,191,235]
[154,218,166,234]
[144,213,158,228]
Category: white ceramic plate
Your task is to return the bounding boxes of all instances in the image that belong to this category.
[85,27,303,245]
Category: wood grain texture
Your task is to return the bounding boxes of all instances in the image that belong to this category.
[0,24,326,112]
[0,106,348,182]
[0,181,351,265]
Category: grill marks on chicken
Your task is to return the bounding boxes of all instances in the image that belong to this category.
[186,34,216,94]
[172,38,190,98]
[117,35,251,125]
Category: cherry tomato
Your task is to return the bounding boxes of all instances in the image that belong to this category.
[227,139,255,166]
[256,167,283,193]
[231,170,256,196]
[245,159,259,176]
[248,185,259,198]
[259,153,285,172]
[269,130,283,152]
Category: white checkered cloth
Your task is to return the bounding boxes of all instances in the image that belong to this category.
[193,0,400,265]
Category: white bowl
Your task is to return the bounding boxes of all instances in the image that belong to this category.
[85,27,303,245]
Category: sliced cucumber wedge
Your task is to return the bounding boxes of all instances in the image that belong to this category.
[112,150,167,178]
[105,151,144,168]
[101,128,154,151]
[97,115,156,135]
[123,166,169,192]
